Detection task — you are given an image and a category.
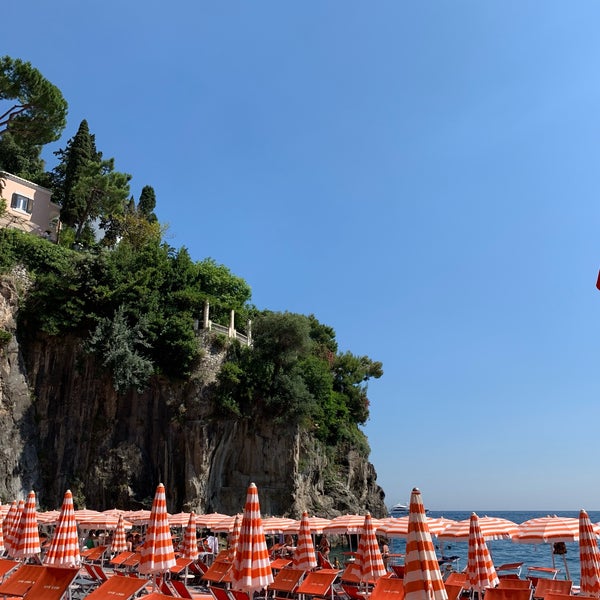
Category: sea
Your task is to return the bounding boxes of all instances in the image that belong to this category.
[389,511,600,587]
[328,511,600,587]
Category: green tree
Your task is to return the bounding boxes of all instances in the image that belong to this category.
[0,56,68,145]
[0,131,45,182]
[51,119,101,224]
[138,185,157,222]
[69,157,131,244]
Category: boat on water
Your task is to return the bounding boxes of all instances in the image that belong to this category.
[389,502,429,517]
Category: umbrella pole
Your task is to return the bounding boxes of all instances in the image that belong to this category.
[562,555,570,580]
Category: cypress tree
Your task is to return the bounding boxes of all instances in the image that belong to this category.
[137,185,157,222]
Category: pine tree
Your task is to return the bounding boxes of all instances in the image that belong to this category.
[137,185,158,222]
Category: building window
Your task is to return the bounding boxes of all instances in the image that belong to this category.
[11,193,33,214]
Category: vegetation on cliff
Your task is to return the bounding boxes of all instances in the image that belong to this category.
[0,55,383,461]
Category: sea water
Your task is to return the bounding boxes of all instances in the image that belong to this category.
[386,510,600,586]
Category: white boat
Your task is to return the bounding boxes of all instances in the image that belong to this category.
[388,502,429,517]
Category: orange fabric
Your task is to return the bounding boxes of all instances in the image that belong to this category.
[111,551,136,565]
[466,513,499,592]
[269,567,305,592]
[370,577,406,600]
[293,512,317,571]
[296,571,338,596]
[270,558,292,570]
[486,588,536,600]
[83,574,147,600]
[444,584,463,600]
[498,580,532,590]
[0,558,19,578]
[0,564,43,596]
[43,490,81,568]
[203,560,233,583]
[534,580,573,599]
[182,512,199,561]
[357,513,387,582]
[341,562,362,583]
[13,491,41,559]
[21,567,79,600]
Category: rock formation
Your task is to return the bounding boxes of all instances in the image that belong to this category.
[0,271,387,516]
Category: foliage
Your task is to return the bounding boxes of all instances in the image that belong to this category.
[0,131,45,182]
[137,185,157,222]
[0,56,68,145]
[214,310,383,452]
[85,305,154,393]
[0,329,11,347]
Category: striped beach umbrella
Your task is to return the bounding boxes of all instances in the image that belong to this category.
[13,491,41,560]
[228,513,242,562]
[404,488,447,600]
[213,513,242,534]
[231,482,274,594]
[439,516,518,541]
[356,513,387,584]
[378,517,456,538]
[285,516,332,535]
[139,483,176,578]
[466,513,498,594]
[111,514,129,554]
[262,517,297,534]
[293,512,317,571]
[43,489,81,567]
[0,514,4,554]
[182,512,199,561]
[580,510,600,598]
[4,500,20,557]
[196,512,230,529]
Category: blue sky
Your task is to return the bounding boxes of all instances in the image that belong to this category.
[5,2,600,510]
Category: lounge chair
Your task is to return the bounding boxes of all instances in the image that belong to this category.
[110,551,136,569]
[497,580,533,591]
[0,559,20,582]
[390,566,404,579]
[0,564,80,600]
[210,584,234,600]
[484,588,536,600]
[144,594,175,600]
[445,573,468,587]
[369,576,405,600]
[271,558,293,571]
[81,545,109,564]
[170,578,195,599]
[444,583,463,600]
[75,574,147,600]
[202,560,233,585]
[533,580,572,600]
[269,567,305,600]
[295,570,339,600]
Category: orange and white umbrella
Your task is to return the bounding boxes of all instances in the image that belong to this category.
[196,512,230,529]
[43,489,81,568]
[182,512,199,561]
[378,517,456,538]
[580,510,600,598]
[169,512,191,528]
[213,513,242,534]
[356,513,387,584]
[139,483,176,579]
[466,513,498,594]
[293,512,317,571]
[285,516,332,535]
[403,488,447,600]
[73,509,102,523]
[111,514,129,554]
[515,515,599,543]
[125,509,152,526]
[13,490,41,560]
[230,482,274,594]
[324,514,383,535]
[4,500,21,557]
[228,514,242,562]
[38,510,61,525]
[262,517,297,534]
[439,516,518,541]
[79,514,133,530]
[0,514,4,554]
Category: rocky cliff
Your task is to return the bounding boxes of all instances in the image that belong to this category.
[0,271,387,516]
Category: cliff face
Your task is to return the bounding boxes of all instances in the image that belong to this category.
[0,274,387,516]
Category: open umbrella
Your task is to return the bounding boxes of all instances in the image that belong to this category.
[466,513,498,595]
[43,489,81,567]
[182,512,199,561]
[229,514,242,562]
[111,514,129,555]
[139,483,177,585]
[230,482,274,594]
[293,512,317,571]
[378,517,456,538]
[580,510,600,597]
[285,516,332,535]
[439,516,518,542]
[356,513,387,585]
[514,515,600,579]
[404,488,448,600]
[13,491,41,561]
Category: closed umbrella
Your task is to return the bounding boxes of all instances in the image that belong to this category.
[356,513,387,585]
[182,512,199,561]
[230,482,274,594]
[111,514,129,555]
[580,510,600,598]
[139,483,177,586]
[404,488,447,600]
[293,512,317,571]
[229,514,242,562]
[43,489,81,567]
[0,514,4,555]
[13,491,41,561]
[4,500,21,557]
[466,513,498,595]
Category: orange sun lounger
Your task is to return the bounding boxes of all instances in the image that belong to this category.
[82,574,148,600]
[485,588,535,600]
[0,559,20,582]
[296,570,339,600]
[0,564,79,600]
[202,560,233,584]
[369,577,405,600]
[533,580,573,600]
[269,567,305,599]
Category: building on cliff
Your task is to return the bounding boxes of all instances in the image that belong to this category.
[0,171,60,242]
